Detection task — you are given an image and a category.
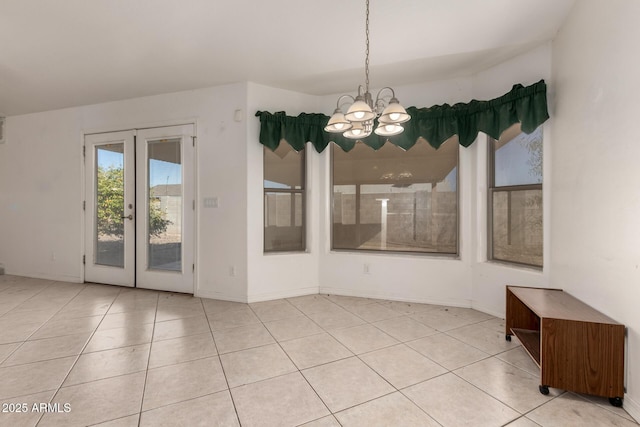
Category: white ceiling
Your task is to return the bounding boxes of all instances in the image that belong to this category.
[0,0,575,116]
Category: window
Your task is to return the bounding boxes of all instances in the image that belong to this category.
[332,138,458,254]
[264,144,305,252]
[488,123,543,267]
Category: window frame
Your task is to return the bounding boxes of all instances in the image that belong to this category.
[329,141,460,257]
[263,146,307,253]
[487,128,543,268]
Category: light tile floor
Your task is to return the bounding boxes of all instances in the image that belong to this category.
[0,275,637,427]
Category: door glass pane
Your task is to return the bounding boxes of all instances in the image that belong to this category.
[95,144,125,267]
[148,139,182,271]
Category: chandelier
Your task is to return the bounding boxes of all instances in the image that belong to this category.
[324,0,410,139]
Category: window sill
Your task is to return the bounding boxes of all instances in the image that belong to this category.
[330,248,460,260]
[484,259,543,273]
[264,250,310,256]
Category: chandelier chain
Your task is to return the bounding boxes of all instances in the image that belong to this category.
[324,0,409,138]
[365,0,370,95]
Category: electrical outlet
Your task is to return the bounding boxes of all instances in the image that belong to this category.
[229,266,236,277]
[363,263,371,274]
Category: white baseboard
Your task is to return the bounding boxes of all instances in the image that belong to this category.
[246,287,319,303]
[470,302,505,319]
[319,286,472,309]
[5,271,83,283]
[195,289,248,303]
[196,285,476,308]
[197,286,319,304]
[625,393,640,423]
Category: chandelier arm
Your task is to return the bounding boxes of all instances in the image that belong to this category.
[375,87,396,102]
[336,94,356,110]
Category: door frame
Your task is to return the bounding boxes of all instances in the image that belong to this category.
[81,120,198,294]
[135,124,195,293]
[83,130,136,287]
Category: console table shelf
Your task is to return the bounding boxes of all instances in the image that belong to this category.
[510,328,541,367]
[505,286,625,407]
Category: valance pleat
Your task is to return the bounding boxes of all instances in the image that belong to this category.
[256,79,549,153]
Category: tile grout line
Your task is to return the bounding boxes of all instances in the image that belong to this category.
[405,315,506,369]
[448,366,564,423]
[424,319,624,425]
[5,283,634,426]
[34,285,126,426]
[549,391,637,425]
[322,296,449,374]
[246,300,336,424]
[0,281,86,365]
[0,281,86,362]
[136,292,161,427]
[0,279,58,313]
[409,310,607,424]
[396,313,543,423]
[295,295,447,425]
[200,298,243,427]
[397,386,447,427]
[498,415,543,427]
[328,303,443,424]
[311,296,515,425]
[255,296,445,424]
[348,297,640,426]
[0,293,88,368]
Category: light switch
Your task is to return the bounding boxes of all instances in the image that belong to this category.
[204,197,218,208]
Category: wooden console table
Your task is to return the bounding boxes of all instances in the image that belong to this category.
[505,286,625,407]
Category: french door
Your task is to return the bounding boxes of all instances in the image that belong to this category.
[84,125,195,293]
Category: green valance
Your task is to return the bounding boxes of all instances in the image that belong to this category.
[256,79,549,153]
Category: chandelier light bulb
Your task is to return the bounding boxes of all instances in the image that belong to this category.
[324,109,353,133]
[345,100,375,122]
[344,121,372,139]
[374,122,404,137]
[379,99,411,125]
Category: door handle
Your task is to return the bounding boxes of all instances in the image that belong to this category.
[121,214,133,220]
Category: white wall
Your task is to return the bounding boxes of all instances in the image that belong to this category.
[245,83,323,302]
[0,108,85,282]
[0,84,250,302]
[317,78,477,306]
[314,46,554,309]
[470,43,554,316]
[551,0,640,417]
